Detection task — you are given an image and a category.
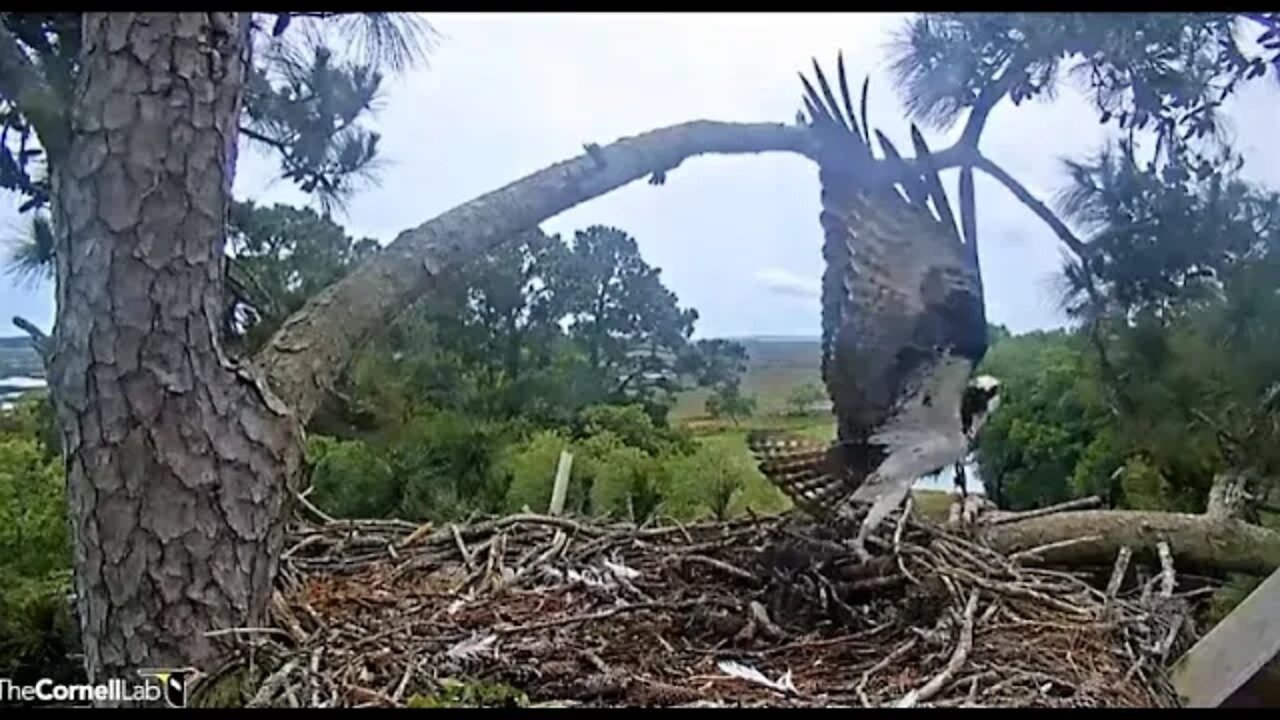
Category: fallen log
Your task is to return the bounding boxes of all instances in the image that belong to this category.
[980,510,1280,577]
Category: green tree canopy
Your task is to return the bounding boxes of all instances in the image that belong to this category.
[0,12,436,215]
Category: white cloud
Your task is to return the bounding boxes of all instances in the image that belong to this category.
[4,14,1280,339]
[755,267,820,300]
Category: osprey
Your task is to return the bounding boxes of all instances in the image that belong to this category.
[748,55,1001,559]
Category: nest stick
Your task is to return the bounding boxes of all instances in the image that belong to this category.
[1103,546,1133,618]
[896,590,981,708]
[451,524,475,568]
[985,496,1103,526]
[894,498,913,552]
[857,638,918,707]
[1010,535,1103,564]
[1157,541,1176,598]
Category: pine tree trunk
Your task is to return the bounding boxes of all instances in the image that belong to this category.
[46,13,304,690]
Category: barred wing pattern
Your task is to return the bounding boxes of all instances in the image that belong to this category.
[745,430,848,517]
[749,54,987,521]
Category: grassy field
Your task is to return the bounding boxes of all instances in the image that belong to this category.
[671,336,959,523]
[672,337,822,420]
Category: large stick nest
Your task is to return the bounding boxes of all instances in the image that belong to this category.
[223,502,1209,708]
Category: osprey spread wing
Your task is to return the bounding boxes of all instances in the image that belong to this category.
[748,55,998,554]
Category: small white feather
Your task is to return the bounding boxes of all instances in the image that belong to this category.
[716,660,799,695]
[446,633,497,660]
[603,559,641,580]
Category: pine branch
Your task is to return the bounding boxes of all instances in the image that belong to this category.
[958,49,1032,149]
[0,24,69,161]
[239,124,291,152]
[253,120,817,421]
[12,315,51,366]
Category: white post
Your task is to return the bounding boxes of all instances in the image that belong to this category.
[548,450,573,516]
[1171,564,1280,707]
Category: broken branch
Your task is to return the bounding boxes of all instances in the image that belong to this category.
[980,510,1280,576]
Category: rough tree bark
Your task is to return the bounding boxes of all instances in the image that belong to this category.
[1205,469,1255,522]
[47,13,304,685]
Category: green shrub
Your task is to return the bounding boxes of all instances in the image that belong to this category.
[1117,455,1172,511]
[406,678,528,708]
[663,442,754,521]
[307,412,523,523]
[306,436,400,519]
[576,404,695,457]
[501,430,585,514]
[0,436,68,579]
[0,569,79,684]
[1206,573,1264,628]
[503,429,676,522]
[687,434,791,519]
[705,384,757,425]
[584,439,669,523]
[0,434,78,683]
[784,383,827,417]
[391,411,515,522]
[0,393,59,461]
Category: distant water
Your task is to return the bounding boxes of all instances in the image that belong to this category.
[914,460,986,495]
[0,375,47,407]
[0,376,47,390]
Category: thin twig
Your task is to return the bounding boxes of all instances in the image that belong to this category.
[1010,535,1104,564]
[896,590,981,708]
[391,656,416,703]
[398,521,434,548]
[452,524,475,569]
[679,554,761,584]
[856,638,918,707]
[894,498,913,551]
[204,627,295,640]
[295,492,338,524]
[494,600,698,636]
[248,660,298,708]
[1103,546,1133,618]
[985,496,1103,526]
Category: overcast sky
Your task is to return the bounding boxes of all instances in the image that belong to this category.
[4,12,1279,339]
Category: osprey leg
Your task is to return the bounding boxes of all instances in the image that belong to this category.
[845,470,916,561]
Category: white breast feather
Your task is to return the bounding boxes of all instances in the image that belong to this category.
[849,354,973,508]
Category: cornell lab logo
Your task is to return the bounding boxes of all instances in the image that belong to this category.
[136,668,194,708]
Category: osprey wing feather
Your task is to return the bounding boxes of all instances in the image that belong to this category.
[749,54,990,542]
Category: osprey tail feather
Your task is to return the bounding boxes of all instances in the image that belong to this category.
[746,431,852,517]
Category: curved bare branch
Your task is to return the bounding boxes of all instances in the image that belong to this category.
[971,152,1087,257]
[253,93,1096,423]
[254,120,817,421]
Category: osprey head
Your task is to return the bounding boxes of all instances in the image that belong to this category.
[962,374,1002,438]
